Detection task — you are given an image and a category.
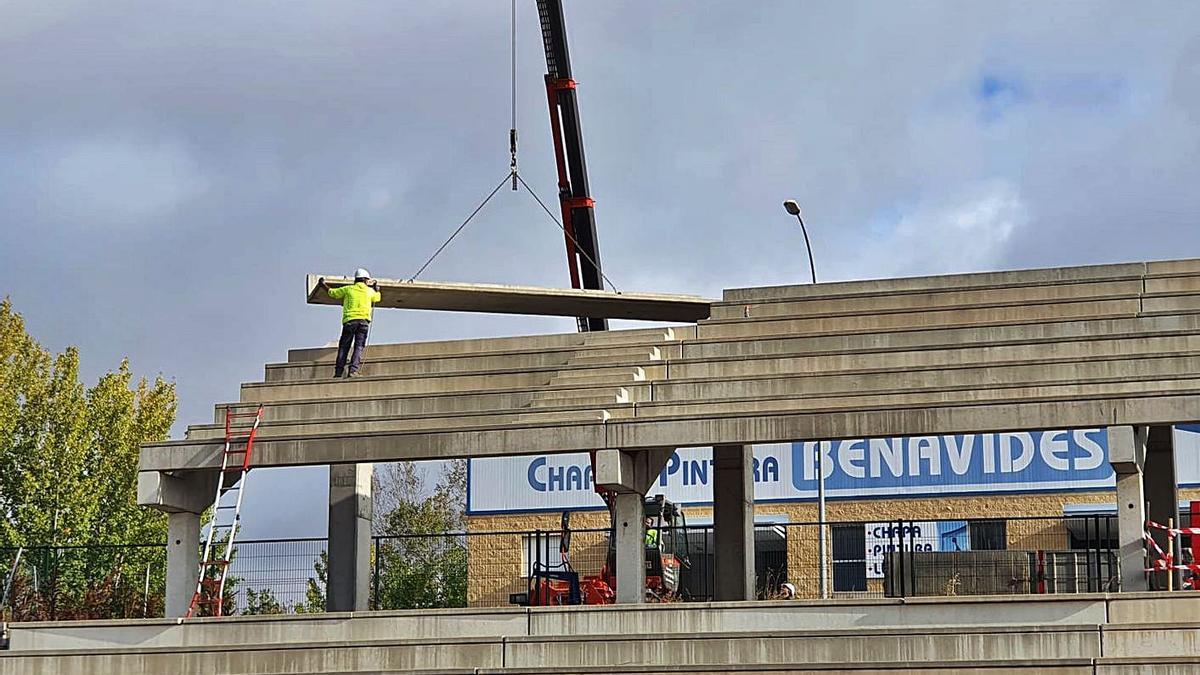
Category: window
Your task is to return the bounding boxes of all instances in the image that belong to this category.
[522,534,563,576]
[832,524,867,592]
[969,520,1007,551]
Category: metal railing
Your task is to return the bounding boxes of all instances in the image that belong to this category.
[0,513,1128,619]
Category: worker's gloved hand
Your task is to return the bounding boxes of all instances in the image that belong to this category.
[370,280,380,290]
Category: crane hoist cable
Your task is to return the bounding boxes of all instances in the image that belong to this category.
[407,0,621,295]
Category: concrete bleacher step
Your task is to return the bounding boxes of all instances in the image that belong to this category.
[514,409,613,423]
[529,388,629,407]
[238,365,654,404]
[709,278,1144,321]
[679,313,1200,360]
[287,326,690,363]
[258,662,1099,675]
[582,327,679,346]
[720,261,1151,304]
[267,343,673,383]
[548,367,647,387]
[567,346,662,366]
[669,334,1200,381]
[698,298,1143,340]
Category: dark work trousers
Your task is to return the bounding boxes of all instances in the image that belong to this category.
[334,319,371,377]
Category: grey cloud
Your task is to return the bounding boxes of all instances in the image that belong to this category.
[2,1,1196,537]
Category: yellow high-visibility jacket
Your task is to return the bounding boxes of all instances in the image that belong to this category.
[328,282,382,323]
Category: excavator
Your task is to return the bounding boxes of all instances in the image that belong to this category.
[511,494,691,606]
[503,0,693,607]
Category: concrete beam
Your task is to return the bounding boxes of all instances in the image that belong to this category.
[141,392,1200,470]
[136,470,217,514]
[594,448,673,494]
[307,275,713,322]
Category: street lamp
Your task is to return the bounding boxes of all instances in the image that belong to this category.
[783,200,817,284]
[784,199,827,597]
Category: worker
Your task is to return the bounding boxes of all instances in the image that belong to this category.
[644,516,659,548]
[318,269,382,378]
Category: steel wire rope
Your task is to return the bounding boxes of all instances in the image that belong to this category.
[407,171,515,281]
[514,172,621,293]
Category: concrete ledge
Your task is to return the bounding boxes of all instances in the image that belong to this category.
[8,606,527,651]
[504,624,1101,668]
[712,279,1144,320]
[1107,593,1200,624]
[0,635,502,674]
[721,260,1152,303]
[530,595,1108,635]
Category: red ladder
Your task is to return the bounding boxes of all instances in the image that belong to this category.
[185,405,263,618]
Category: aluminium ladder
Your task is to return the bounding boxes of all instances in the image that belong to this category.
[185,405,263,618]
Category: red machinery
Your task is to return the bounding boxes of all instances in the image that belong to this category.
[511,495,690,606]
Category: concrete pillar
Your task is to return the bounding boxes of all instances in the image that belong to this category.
[1145,425,1179,588]
[594,447,675,604]
[165,512,201,618]
[613,492,646,604]
[327,463,373,612]
[1108,426,1148,592]
[713,444,755,601]
[137,470,217,618]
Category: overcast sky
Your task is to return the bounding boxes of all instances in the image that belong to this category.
[2,1,1197,539]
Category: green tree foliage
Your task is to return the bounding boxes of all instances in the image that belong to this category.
[372,460,468,609]
[0,299,177,619]
[294,551,328,614]
[243,587,285,615]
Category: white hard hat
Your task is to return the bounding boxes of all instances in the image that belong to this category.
[780,583,796,599]
[354,268,370,279]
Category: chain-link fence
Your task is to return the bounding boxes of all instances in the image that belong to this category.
[0,513,1128,620]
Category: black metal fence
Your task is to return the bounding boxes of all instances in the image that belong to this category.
[0,513,1126,620]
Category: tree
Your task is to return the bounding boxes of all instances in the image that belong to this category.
[243,587,285,615]
[0,298,177,620]
[372,460,469,609]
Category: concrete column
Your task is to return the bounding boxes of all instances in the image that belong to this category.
[713,444,755,601]
[1108,426,1148,592]
[165,512,201,618]
[594,447,675,604]
[1145,425,1179,588]
[613,492,646,604]
[137,470,216,618]
[327,463,373,612]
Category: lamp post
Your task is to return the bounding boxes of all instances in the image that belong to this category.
[783,200,816,285]
[783,199,826,598]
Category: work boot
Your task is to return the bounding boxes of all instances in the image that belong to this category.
[333,371,344,379]
[346,371,358,378]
